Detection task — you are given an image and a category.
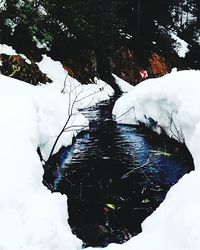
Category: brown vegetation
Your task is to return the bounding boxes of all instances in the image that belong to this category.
[149,53,169,77]
[0,54,52,85]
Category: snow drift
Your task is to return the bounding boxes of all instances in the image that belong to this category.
[0,74,83,249]
[37,55,114,110]
[0,44,115,249]
[100,70,200,250]
[0,72,113,249]
[113,70,200,167]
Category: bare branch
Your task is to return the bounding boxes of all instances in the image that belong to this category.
[167,110,185,143]
[64,125,88,132]
[47,114,72,162]
[43,75,112,165]
[61,73,69,94]
[75,82,111,103]
[45,76,95,163]
[121,158,150,179]
[56,165,74,185]
[115,106,136,122]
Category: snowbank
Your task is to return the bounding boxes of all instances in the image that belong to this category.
[4,43,200,250]
[112,73,134,93]
[0,74,85,249]
[0,44,31,64]
[113,70,200,166]
[0,44,16,55]
[37,55,114,109]
[0,44,115,250]
[106,70,200,250]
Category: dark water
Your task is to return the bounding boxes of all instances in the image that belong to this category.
[44,98,194,248]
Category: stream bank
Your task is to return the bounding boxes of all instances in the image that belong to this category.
[44,97,194,248]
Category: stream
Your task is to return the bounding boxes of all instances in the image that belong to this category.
[44,97,194,248]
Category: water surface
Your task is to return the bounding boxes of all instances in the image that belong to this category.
[44,98,194,247]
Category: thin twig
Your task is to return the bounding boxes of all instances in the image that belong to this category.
[64,125,88,132]
[121,158,150,179]
[115,106,136,122]
[167,110,185,143]
[61,73,69,93]
[56,165,74,185]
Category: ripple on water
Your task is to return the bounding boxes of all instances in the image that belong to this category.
[44,99,194,248]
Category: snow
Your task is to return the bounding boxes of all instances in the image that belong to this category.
[109,70,200,250]
[0,44,16,55]
[3,43,200,250]
[156,25,189,58]
[118,29,133,39]
[33,35,51,51]
[37,55,114,109]
[0,0,5,8]
[0,44,115,249]
[171,33,189,58]
[0,74,84,249]
[0,44,31,64]
[112,74,134,93]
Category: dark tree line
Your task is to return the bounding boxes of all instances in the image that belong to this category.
[1,0,200,82]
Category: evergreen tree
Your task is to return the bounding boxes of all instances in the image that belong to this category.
[1,0,200,79]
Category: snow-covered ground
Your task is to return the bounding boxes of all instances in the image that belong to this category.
[0,44,31,64]
[0,44,115,160]
[0,44,115,249]
[37,55,114,110]
[106,70,200,250]
[0,74,84,249]
[2,43,200,250]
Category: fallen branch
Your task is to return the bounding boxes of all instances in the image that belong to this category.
[121,158,150,179]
